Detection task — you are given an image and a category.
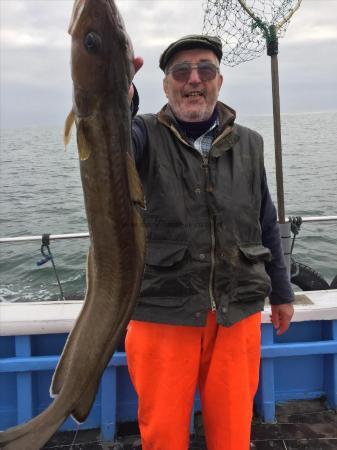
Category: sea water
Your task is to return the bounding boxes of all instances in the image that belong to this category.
[0,111,336,302]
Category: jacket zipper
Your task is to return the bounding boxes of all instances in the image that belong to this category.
[169,123,218,311]
[202,155,217,311]
[209,216,217,311]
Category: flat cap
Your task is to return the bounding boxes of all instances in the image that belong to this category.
[159,34,222,71]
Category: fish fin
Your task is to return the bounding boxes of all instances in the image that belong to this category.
[0,401,67,450]
[126,152,145,208]
[52,246,121,423]
[76,120,92,160]
[63,109,75,149]
[70,328,124,423]
[54,247,101,422]
[71,378,101,423]
[51,248,94,396]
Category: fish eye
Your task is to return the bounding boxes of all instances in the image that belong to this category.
[83,32,102,54]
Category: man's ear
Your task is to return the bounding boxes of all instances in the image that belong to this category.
[218,73,223,90]
[163,77,169,98]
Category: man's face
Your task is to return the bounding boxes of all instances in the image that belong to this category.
[163,48,223,122]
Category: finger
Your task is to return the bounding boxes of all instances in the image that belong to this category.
[133,56,144,74]
[271,313,280,330]
[276,321,290,336]
[279,312,293,324]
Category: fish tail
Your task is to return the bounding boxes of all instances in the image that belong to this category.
[0,401,68,450]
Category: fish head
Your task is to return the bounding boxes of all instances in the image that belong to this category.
[68,0,135,118]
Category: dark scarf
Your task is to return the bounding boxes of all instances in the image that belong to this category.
[174,107,218,141]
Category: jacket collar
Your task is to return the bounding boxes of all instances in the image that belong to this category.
[157,102,239,156]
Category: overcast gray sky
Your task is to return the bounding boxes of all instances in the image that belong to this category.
[1,0,337,129]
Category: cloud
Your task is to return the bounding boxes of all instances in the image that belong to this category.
[1,29,46,47]
[284,1,337,43]
[0,0,336,128]
[0,0,71,49]
[120,0,205,52]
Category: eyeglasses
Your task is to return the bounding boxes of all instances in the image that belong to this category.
[166,62,220,82]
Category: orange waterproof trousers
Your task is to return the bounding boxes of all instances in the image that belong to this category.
[125,311,261,450]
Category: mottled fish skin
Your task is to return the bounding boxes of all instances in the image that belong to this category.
[0,1,145,449]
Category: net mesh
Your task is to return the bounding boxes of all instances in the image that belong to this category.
[203,0,300,66]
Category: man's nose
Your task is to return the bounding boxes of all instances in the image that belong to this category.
[188,67,202,83]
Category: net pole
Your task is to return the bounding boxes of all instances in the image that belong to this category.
[236,3,286,222]
[267,25,290,274]
[270,53,285,224]
[267,25,285,224]
[271,52,291,274]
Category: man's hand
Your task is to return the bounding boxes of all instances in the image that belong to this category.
[270,303,294,336]
[128,56,144,104]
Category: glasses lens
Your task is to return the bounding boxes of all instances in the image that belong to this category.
[171,63,191,82]
[170,62,218,82]
[197,62,218,81]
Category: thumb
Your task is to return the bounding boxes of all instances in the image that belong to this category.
[133,56,144,74]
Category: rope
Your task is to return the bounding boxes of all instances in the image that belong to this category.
[36,233,66,300]
[288,215,302,255]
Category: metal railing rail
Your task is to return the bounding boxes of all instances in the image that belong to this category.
[0,232,89,244]
[0,215,336,244]
[293,216,337,223]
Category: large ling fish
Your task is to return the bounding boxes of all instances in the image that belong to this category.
[0,0,145,448]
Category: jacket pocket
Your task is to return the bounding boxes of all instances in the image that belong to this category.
[239,244,272,263]
[139,240,197,305]
[145,240,188,269]
[235,244,272,301]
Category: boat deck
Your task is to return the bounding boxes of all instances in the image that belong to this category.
[43,399,337,449]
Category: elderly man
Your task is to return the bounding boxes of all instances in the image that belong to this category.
[126,35,294,450]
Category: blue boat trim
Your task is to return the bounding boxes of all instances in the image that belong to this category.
[1,293,337,442]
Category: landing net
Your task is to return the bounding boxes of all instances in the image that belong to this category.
[203,0,301,66]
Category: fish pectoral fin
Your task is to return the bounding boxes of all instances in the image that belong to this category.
[76,120,92,160]
[64,109,75,149]
[126,151,145,208]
